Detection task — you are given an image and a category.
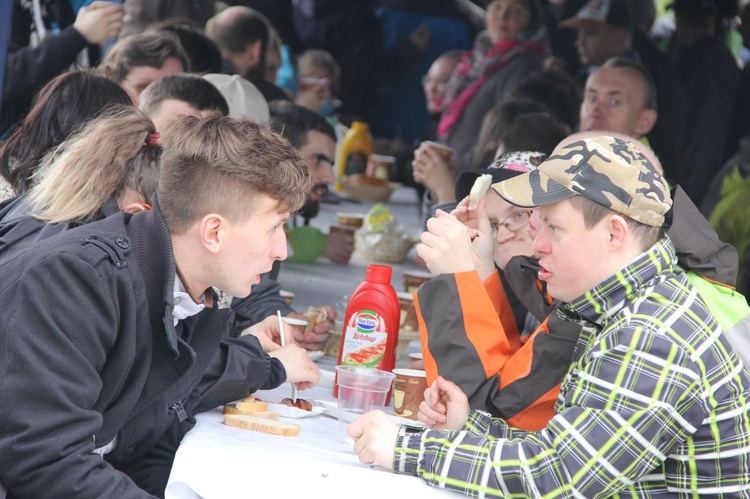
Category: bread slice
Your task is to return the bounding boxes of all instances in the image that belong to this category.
[223,414,301,437]
[235,400,269,413]
[222,406,280,420]
[469,173,493,210]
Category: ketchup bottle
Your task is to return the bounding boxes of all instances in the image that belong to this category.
[334,264,400,403]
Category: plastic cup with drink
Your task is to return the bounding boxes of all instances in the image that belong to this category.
[335,366,395,442]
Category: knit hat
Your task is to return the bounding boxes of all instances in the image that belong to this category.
[559,0,633,31]
[492,136,672,227]
[202,74,270,122]
[455,151,547,201]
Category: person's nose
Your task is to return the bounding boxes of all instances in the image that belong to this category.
[320,164,336,185]
[495,225,515,244]
[273,231,288,261]
[532,228,549,256]
[527,208,541,240]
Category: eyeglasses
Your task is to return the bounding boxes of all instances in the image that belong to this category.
[491,210,532,236]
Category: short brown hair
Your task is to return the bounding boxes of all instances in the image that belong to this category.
[568,195,664,250]
[158,114,311,234]
[101,31,190,83]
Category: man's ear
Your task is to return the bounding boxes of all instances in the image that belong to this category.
[635,109,657,137]
[608,214,630,248]
[199,214,224,255]
[247,39,263,67]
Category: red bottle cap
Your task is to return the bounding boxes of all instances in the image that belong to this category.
[365,264,392,285]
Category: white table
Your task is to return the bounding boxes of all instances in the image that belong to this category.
[277,187,427,311]
[165,359,456,499]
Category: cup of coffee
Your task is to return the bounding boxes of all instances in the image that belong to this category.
[421,141,455,163]
[336,212,366,229]
[396,291,418,332]
[366,154,397,181]
[279,290,295,305]
[329,224,357,237]
[392,368,428,420]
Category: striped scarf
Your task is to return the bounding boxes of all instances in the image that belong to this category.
[438,27,548,140]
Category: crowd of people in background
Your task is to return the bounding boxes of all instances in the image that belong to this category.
[2,0,750,497]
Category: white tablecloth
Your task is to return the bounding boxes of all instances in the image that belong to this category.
[165,365,456,499]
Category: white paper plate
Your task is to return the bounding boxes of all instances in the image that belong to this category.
[282,317,309,327]
[306,350,325,362]
[266,402,324,419]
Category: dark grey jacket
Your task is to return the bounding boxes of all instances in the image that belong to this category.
[0,206,281,497]
[445,51,543,173]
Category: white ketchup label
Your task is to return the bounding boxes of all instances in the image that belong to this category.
[340,309,388,368]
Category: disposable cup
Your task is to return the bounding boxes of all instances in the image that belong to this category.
[335,366,396,441]
[336,212,366,229]
[422,141,455,162]
[279,290,294,305]
[329,224,357,237]
[392,369,428,420]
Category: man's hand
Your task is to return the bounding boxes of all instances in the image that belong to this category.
[412,143,456,203]
[286,305,336,351]
[348,410,399,470]
[325,230,355,264]
[240,315,295,352]
[73,3,124,44]
[416,210,476,275]
[417,376,470,430]
[451,197,496,280]
[269,344,319,390]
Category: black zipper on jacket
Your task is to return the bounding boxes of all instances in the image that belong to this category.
[171,401,188,422]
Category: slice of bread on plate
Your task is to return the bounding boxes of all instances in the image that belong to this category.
[223,414,300,437]
[222,406,279,420]
[234,400,269,413]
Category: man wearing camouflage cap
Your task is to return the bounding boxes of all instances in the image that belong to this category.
[348,134,750,497]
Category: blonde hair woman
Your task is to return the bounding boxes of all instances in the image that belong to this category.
[28,106,161,223]
[0,106,161,261]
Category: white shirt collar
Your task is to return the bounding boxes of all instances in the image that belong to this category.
[172,273,205,326]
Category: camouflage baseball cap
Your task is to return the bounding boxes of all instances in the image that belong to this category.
[492,136,672,227]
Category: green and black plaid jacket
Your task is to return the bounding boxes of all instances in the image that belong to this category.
[395,236,750,497]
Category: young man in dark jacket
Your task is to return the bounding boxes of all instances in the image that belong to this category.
[0,114,317,497]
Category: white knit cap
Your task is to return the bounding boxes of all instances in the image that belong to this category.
[202,74,270,123]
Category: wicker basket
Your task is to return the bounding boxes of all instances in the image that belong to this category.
[355,231,416,264]
[341,177,402,202]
